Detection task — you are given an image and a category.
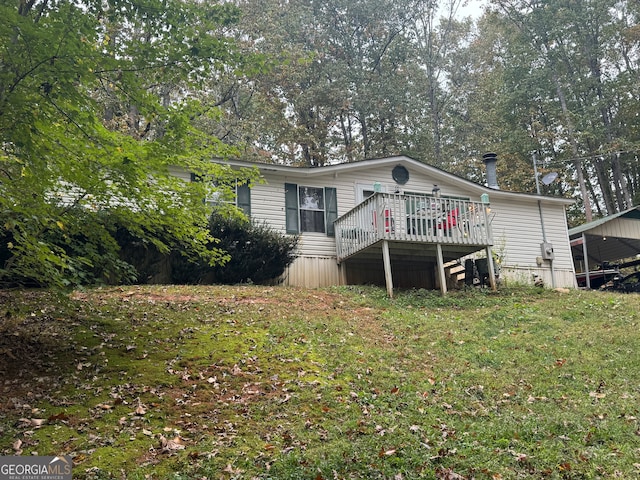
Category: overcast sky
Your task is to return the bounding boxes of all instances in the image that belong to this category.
[456,0,486,18]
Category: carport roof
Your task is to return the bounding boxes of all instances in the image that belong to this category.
[569,206,640,266]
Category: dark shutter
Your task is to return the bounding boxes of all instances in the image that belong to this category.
[237,183,251,216]
[285,183,299,234]
[325,187,338,237]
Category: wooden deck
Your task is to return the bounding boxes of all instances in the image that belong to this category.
[335,193,493,261]
[334,193,496,295]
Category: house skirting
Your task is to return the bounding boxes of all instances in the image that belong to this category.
[282,255,439,290]
[499,265,577,289]
[281,256,346,288]
[282,256,577,290]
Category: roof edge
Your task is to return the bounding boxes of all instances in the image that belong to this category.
[569,205,640,236]
[219,156,575,205]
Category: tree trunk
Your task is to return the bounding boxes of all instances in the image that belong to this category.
[593,155,615,214]
[339,112,355,163]
[360,112,370,159]
[611,152,632,210]
[585,173,604,217]
[552,73,593,221]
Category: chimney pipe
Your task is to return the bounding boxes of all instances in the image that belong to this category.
[483,152,499,190]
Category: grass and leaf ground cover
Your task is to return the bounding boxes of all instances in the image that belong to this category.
[1,284,639,479]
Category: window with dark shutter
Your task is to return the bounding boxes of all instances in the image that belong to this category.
[285,183,338,236]
[190,174,250,215]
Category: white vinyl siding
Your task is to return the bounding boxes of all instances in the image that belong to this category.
[490,199,573,270]
[487,198,575,287]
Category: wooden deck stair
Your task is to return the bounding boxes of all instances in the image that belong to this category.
[444,260,466,288]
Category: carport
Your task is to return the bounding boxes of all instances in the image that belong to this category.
[569,206,640,288]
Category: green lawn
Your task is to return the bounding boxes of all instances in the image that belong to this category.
[1,285,639,479]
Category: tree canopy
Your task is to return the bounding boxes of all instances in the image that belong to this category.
[0,0,257,287]
[214,0,639,224]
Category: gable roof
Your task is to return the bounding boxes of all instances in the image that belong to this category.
[224,155,575,206]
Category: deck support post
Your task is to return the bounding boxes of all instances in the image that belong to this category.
[382,240,394,298]
[485,245,497,291]
[436,243,447,296]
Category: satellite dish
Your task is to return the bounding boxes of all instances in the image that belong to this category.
[541,172,558,185]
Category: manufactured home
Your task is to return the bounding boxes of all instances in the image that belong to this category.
[177,155,576,294]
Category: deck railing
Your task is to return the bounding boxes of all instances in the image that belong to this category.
[334,193,493,261]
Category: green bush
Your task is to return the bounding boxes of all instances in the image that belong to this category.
[172,210,299,285]
[0,208,299,288]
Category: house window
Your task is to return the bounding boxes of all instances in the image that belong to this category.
[285,183,337,236]
[191,174,251,216]
[299,186,325,233]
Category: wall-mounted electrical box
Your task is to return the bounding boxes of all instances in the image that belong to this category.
[540,242,554,260]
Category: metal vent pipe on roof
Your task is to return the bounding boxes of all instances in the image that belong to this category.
[483,152,500,190]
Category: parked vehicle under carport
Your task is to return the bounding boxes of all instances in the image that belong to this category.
[602,271,640,293]
[575,266,620,289]
[576,258,640,290]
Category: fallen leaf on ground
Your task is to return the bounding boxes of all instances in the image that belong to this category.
[160,435,185,452]
[47,412,69,422]
[223,464,243,474]
[134,399,147,415]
